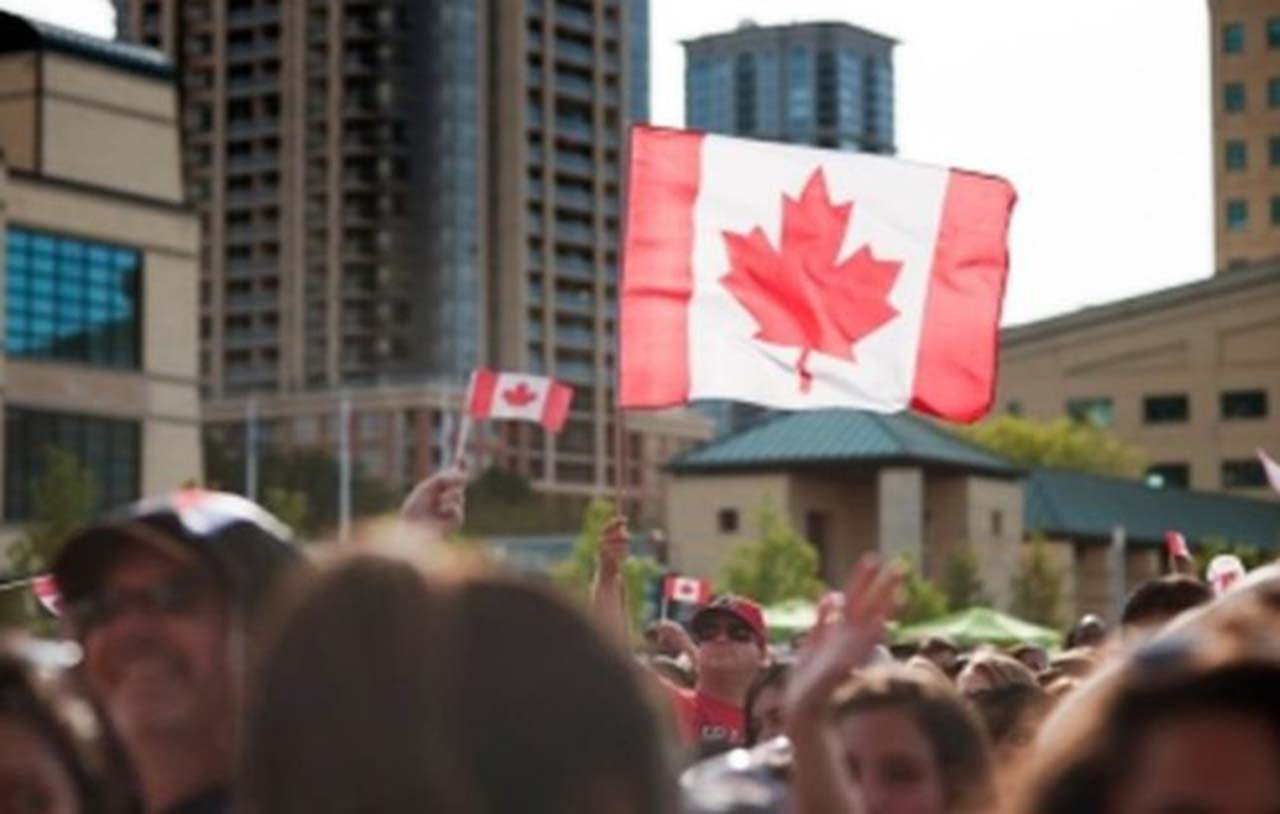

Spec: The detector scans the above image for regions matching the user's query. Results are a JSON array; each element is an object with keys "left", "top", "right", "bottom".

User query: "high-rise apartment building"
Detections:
[
  {"left": 1209, "top": 0, "right": 1280, "bottom": 271},
  {"left": 684, "top": 20, "right": 895, "bottom": 153},
  {"left": 117, "top": 0, "right": 708, "bottom": 515}
]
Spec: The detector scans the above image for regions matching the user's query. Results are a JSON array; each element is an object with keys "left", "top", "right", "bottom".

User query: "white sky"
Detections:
[{"left": 4, "top": 0, "right": 1214, "bottom": 327}]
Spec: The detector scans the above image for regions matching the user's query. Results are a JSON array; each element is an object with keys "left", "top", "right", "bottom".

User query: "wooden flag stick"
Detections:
[{"left": 613, "top": 405, "right": 628, "bottom": 518}]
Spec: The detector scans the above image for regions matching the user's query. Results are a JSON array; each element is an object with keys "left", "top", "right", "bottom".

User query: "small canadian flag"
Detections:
[
  {"left": 466, "top": 369, "right": 574, "bottom": 433},
  {"left": 663, "top": 574, "right": 712, "bottom": 605},
  {"left": 1164, "top": 531, "right": 1191, "bottom": 561},
  {"left": 619, "top": 126, "right": 1017, "bottom": 422},
  {"left": 1258, "top": 448, "right": 1280, "bottom": 495},
  {"left": 31, "top": 574, "right": 63, "bottom": 617}
]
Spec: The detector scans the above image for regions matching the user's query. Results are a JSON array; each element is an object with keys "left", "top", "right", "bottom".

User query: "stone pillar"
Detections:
[{"left": 877, "top": 467, "right": 924, "bottom": 566}]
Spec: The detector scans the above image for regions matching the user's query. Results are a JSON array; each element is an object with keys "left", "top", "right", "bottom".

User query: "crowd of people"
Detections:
[{"left": 2, "top": 469, "right": 1279, "bottom": 814}]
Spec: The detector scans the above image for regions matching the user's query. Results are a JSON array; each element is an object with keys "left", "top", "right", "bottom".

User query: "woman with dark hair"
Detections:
[
  {"left": 1018, "top": 599, "right": 1280, "bottom": 814},
  {"left": 743, "top": 661, "right": 789, "bottom": 747},
  {"left": 0, "top": 639, "right": 137, "bottom": 814},
  {"left": 784, "top": 557, "right": 995, "bottom": 814},
  {"left": 957, "top": 651, "right": 1047, "bottom": 765},
  {"left": 240, "top": 549, "right": 675, "bottom": 814}
]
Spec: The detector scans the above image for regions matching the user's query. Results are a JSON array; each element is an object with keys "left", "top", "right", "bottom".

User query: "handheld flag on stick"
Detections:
[
  {"left": 618, "top": 125, "right": 1016, "bottom": 423},
  {"left": 663, "top": 574, "right": 712, "bottom": 605},
  {"left": 455, "top": 369, "right": 574, "bottom": 462}
]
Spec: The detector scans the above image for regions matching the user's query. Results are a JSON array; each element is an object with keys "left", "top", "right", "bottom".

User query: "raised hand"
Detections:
[
  {"left": 597, "top": 515, "right": 630, "bottom": 578},
  {"left": 399, "top": 460, "right": 469, "bottom": 537},
  {"left": 786, "top": 555, "right": 903, "bottom": 721}
]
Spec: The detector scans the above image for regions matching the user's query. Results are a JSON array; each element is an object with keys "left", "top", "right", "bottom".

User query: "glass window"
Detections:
[
  {"left": 1143, "top": 394, "right": 1189, "bottom": 424},
  {"left": 4, "top": 406, "right": 140, "bottom": 520},
  {"left": 1222, "top": 459, "right": 1267, "bottom": 489},
  {"left": 1146, "top": 463, "right": 1190, "bottom": 490},
  {"left": 1270, "top": 17, "right": 1280, "bottom": 48},
  {"left": 1223, "top": 22, "right": 1245, "bottom": 54},
  {"left": 1221, "top": 389, "right": 1268, "bottom": 419},
  {"left": 1224, "top": 81, "right": 1246, "bottom": 113},
  {"left": 1271, "top": 77, "right": 1280, "bottom": 108},
  {"left": 1271, "top": 137, "right": 1280, "bottom": 167},
  {"left": 1226, "top": 140, "right": 1248, "bottom": 170},
  {"left": 5, "top": 225, "right": 142, "bottom": 369},
  {"left": 717, "top": 508, "right": 739, "bottom": 534},
  {"left": 1227, "top": 199, "right": 1249, "bottom": 231},
  {"left": 1066, "top": 397, "right": 1113, "bottom": 428},
  {"left": 1273, "top": 196, "right": 1280, "bottom": 227}
]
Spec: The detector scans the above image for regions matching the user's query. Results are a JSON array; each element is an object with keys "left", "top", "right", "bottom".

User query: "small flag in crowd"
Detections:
[
  {"left": 466, "top": 369, "right": 574, "bottom": 432},
  {"left": 1259, "top": 448, "right": 1280, "bottom": 495},
  {"left": 619, "top": 125, "right": 1017, "bottom": 423},
  {"left": 1206, "top": 554, "right": 1247, "bottom": 596},
  {"left": 31, "top": 574, "right": 63, "bottom": 616},
  {"left": 1164, "top": 531, "right": 1191, "bottom": 561},
  {"left": 663, "top": 574, "right": 712, "bottom": 605}
]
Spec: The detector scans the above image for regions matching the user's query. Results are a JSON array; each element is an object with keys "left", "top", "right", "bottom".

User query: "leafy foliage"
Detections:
[
  {"left": 897, "top": 560, "right": 950, "bottom": 625},
  {"left": 552, "top": 498, "right": 664, "bottom": 632},
  {"left": 1010, "top": 536, "right": 1064, "bottom": 629},
  {"left": 955, "top": 415, "right": 1146, "bottom": 477},
  {"left": 204, "top": 439, "right": 397, "bottom": 537},
  {"left": 719, "top": 504, "right": 825, "bottom": 606},
  {"left": 462, "top": 468, "right": 585, "bottom": 536},
  {"left": 941, "top": 545, "right": 990, "bottom": 610}
]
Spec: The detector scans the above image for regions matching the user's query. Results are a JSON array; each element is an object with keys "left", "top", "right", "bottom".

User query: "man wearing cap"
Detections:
[
  {"left": 595, "top": 517, "right": 767, "bottom": 749},
  {"left": 53, "top": 490, "right": 298, "bottom": 814}
]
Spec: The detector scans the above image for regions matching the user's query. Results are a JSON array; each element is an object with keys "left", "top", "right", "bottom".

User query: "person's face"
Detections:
[
  {"left": 692, "top": 612, "right": 765, "bottom": 680},
  {"left": 1115, "top": 712, "right": 1280, "bottom": 814},
  {"left": 840, "top": 708, "right": 946, "bottom": 814},
  {"left": 75, "top": 546, "right": 233, "bottom": 744},
  {"left": 0, "top": 716, "right": 80, "bottom": 814},
  {"left": 749, "top": 684, "right": 785, "bottom": 744}
]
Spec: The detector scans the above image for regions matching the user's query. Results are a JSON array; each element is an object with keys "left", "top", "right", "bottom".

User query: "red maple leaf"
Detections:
[
  {"left": 503, "top": 383, "right": 538, "bottom": 407},
  {"left": 720, "top": 168, "right": 903, "bottom": 392}
]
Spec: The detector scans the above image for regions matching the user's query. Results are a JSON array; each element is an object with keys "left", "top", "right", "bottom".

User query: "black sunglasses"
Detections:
[
  {"left": 692, "top": 617, "right": 755, "bottom": 644},
  {"left": 69, "top": 571, "right": 213, "bottom": 634}
]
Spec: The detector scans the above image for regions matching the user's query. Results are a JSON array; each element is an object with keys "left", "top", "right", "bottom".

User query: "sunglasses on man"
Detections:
[
  {"left": 68, "top": 570, "right": 214, "bottom": 634},
  {"left": 691, "top": 616, "right": 757, "bottom": 645}
]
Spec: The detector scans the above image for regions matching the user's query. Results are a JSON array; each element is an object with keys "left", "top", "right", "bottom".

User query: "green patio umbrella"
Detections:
[
  {"left": 763, "top": 598, "right": 817, "bottom": 641},
  {"left": 894, "top": 607, "right": 1062, "bottom": 649}
]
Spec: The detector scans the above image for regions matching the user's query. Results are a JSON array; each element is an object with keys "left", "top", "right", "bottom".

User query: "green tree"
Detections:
[
  {"left": 1010, "top": 536, "right": 1064, "bottom": 629},
  {"left": 262, "top": 487, "right": 310, "bottom": 538},
  {"left": 719, "top": 505, "right": 824, "bottom": 606},
  {"left": 552, "top": 498, "right": 664, "bottom": 632},
  {"left": 462, "top": 468, "right": 584, "bottom": 536},
  {"left": 2, "top": 447, "right": 98, "bottom": 628},
  {"left": 204, "top": 440, "right": 397, "bottom": 536},
  {"left": 955, "top": 415, "right": 1146, "bottom": 477},
  {"left": 941, "top": 545, "right": 990, "bottom": 609},
  {"left": 897, "top": 560, "right": 950, "bottom": 624}
]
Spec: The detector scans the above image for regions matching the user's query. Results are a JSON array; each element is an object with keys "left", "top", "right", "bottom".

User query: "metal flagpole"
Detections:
[
  {"left": 338, "top": 390, "right": 352, "bottom": 542},
  {"left": 245, "top": 392, "right": 259, "bottom": 501}
]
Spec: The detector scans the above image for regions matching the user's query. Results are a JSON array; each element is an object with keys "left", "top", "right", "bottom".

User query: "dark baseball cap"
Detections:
[
  {"left": 691, "top": 595, "right": 767, "bottom": 645},
  {"left": 52, "top": 489, "right": 300, "bottom": 616}
]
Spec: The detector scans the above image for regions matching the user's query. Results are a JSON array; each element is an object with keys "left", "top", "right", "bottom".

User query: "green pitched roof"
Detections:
[
  {"left": 1025, "top": 468, "right": 1280, "bottom": 549},
  {"left": 0, "top": 12, "right": 173, "bottom": 80},
  {"left": 668, "top": 410, "right": 1020, "bottom": 477}
]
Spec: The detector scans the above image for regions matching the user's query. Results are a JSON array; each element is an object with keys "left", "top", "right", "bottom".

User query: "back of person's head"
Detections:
[
  {"left": 1120, "top": 575, "right": 1213, "bottom": 635},
  {"left": 1064, "top": 613, "right": 1108, "bottom": 649},
  {"left": 241, "top": 549, "right": 673, "bottom": 814},
  {"left": 0, "top": 638, "right": 137, "bottom": 814},
  {"left": 1016, "top": 608, "right": 1280, "bottom": 814},
  {"left": 834, "top": 664, "right": 995, "bottom": 814},
  {"left": 958, "top": 651, "right": 1038, "bottom": 694}
]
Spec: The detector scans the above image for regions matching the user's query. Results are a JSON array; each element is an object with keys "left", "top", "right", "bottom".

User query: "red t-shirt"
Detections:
[{"left": 661, "top": 680, "right": 745, "bottom": 747}]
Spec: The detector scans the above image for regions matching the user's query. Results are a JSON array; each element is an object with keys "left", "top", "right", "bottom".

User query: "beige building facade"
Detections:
[
  {"left": 0, "top": 14, "right": 201, "bottom": 537},
  {"left": 998, "top": 261, "right": 1280, "bottom": 501},
  {"left": 1209, "top": 0, "right": 1280, "bottom": 270}
]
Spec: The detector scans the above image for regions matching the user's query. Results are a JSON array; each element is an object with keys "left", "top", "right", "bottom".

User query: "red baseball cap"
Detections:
[{"left": 690, "top": 595, "right": 766, "bottom": 645}]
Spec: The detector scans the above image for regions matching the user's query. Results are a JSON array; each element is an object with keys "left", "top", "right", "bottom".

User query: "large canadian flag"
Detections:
[
  {"left": 619, "top": 126, "right": 1017, "bottom": 422},
  {"left": 467, "top": 369, "right": 574, "bottom": 432}
]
